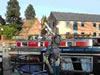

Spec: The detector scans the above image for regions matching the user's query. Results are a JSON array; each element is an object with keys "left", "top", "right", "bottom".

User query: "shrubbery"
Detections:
[{"left": 0, "top": 25, "right": 18, "bottom": 40}]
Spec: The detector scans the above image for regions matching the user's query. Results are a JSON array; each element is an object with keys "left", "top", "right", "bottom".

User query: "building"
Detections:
[
  {"left": 48, "top": 12, "right": 100, "bottom": 39},
  {"left": 19, "top": 18, "right": 41, "bottom": 40}
]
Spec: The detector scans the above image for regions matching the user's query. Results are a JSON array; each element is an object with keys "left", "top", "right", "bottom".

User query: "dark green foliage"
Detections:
[
  {"left": 9, "top": 24, "right": 22, "bottom": 31},
  {"left": 0, "top": 15, "right": 6, "bottom": 25},
  {"left": 6, "top": 0, "right": 22, "bottom": 25},
  {"left": 41, "top": 16, "right": 47, "bottom": 27},
  {"left": 43, "top": 16, "right": 47, "bottom": 22},
  {"left": 25, "top": 4, "right": 36, "bottom": 20}
]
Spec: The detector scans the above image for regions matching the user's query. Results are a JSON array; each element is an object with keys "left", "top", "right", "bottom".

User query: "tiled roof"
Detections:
[
  {"left": 51, "top": 12, "right": 100, "bottom": 22},
  {"left": 19, "top": 18, "right": 41, "bottom": 36},
  {"left": 22, "top": 19, "right": 35, "bottom": 28}
]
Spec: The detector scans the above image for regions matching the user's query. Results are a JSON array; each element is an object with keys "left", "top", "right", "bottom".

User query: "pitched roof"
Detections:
[
  {"left": 22, "top": 19, "right": 35, "bottom": 28},
  {"left": 19, "top": 18, "right": 41, "bottom": 36},
  {"left": 51, "top": 12, "right": 100, "bottom": 22}
]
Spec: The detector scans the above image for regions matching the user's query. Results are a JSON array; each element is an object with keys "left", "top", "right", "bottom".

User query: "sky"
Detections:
[{"left": 0, "top": 0, "right": 100, "bottom": 20}]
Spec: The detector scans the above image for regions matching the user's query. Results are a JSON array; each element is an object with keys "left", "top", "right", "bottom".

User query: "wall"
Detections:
[{"left": 57, "top": 21, "right": 100, "bottom": 39}]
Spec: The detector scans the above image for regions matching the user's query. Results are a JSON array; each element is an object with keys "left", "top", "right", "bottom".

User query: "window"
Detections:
[
  {"left": 99, "top": 25, "right": 100, "bottom": 30},
  {"left": 73, "top": 22, "right": 78, "bottom": 30},
  {"left": 40, "top": 42, "right": 44, "bottom": 46},
  {"left": 93, "top": 32, "right": 96, "bottom": 36},
  {"left": 22, "top": 42, "right": 27, "bottom": 46},
  {"left": 93, "top": 23, "right": 96, "bottom": 27},
  {"left": 81, "top": 32, "right": 85, "bottom": 35},
  {"left": 53, "top": 22, "right": 55, "bottom": 27},
  {"left": 74, "top": 32, "right": 78, "bottom": 36},
  {"left": 66, "top": 32, "right": 70, "bottom": 35},
  {"left": 81, "top": 22, "right": 84, "bottom": 27},
  {"left": 67, "top": 42, "right": 72, "bottom": 47},
  {"left": 66, "top": 22, "right": 70, "bottom": 27}
]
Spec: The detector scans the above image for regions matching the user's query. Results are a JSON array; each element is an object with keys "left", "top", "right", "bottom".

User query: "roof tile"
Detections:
[{"left": 51, "top": 12, "right": 100, "bottom": 22}]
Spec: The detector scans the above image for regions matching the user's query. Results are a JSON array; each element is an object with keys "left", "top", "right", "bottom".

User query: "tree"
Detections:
[
  {"left": 41, "top": 16, "right": 47, "bottom": 25},
  {"left": 6, "top": 0, "right": 22, "bottom": 24},
  {"left": 0, "top": 15, "right": 6, "bottom": 25},
  {"left": 25, "top": 4, "right": 36, "bottom": 20}
]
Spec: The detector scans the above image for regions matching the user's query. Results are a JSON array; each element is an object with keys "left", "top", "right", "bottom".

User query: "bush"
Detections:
[{"left": 0, "top": 25, "right": 18, "bottom": 40}]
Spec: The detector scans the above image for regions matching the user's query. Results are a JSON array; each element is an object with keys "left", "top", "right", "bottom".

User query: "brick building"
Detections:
[{"left": 48, "top": 12, "right": 100, "bottom": 39}]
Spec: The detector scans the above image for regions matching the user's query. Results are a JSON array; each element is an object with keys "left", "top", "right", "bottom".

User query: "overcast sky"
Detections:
[{"left": 0, "top": 0, "right": 100, "bottom": 20}]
